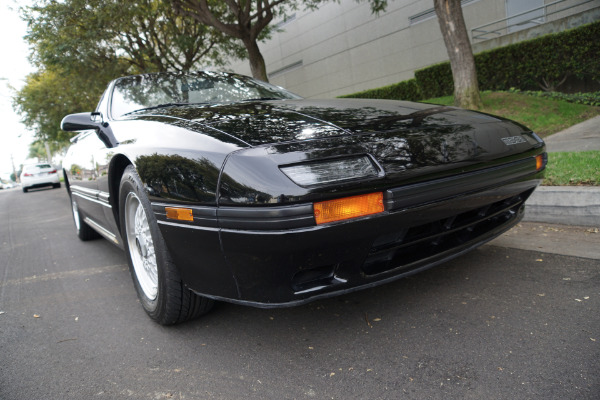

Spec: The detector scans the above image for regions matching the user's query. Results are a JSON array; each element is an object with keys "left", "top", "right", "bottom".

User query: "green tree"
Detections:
[
  {"left": 11, "top": 168, "right": 22, "bottom": 183},
  {"left": 15, "top": 0, "right": 244, "bottom": 147},
  {"left": 13, "top": 68, "right": 108, "bottom": 147},
  {"left": 23, "top": 0, "right": 240, "bottom": 74},
  {"left": 28, "top": 141, "right": 49, "bottom": 161},
  {"left": 173, "top": 0, "right": 321, "bottom": 82}
]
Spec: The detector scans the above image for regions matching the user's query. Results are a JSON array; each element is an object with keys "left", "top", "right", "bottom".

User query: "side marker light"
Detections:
[
  {"left": 535, "top": 153, "right": 546, "bottom": 171},
  {"left": 314, "top": 192, "right": 384, "bottom": 225},
  {"left": 165, "top": 207, "right": 194, "bottom": 222}
]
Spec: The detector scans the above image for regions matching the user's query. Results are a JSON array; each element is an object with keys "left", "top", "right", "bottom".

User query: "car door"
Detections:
[{"left": 66, "top": 130, "right": 118, "bottom": 243}]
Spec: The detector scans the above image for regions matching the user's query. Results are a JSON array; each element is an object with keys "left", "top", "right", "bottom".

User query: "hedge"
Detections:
[
  {"left": 340, "top": 21, "right": 600, "bottom": 101},
  {"left": 339, "top": 79, "right": 421, "bottom": 101}
]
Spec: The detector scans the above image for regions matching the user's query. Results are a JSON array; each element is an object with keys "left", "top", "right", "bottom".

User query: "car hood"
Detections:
[
  {"left": 125, "top": 98, "right": 543, "bottom": 184},
  {"left": 124, "top": 98, "right": 533, "bottom": 147},
  {"left": 121, "top": 98, "right": 545, "bottom": 205}
]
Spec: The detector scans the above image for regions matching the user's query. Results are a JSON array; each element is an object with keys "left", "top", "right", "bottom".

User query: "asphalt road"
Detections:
[{"left": 1, "top": 186, "right": 598, "bottom": 399}]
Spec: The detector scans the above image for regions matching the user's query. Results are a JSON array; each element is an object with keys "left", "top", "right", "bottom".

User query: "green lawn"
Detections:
[
  {"left": 543, "top": 151, "right": 600, "bottom": 186},
  {"left": 423, "top": 91, "right": 600, "bottom": 186},
  {"left": 423, "top": 91, "right": 600, "bottom": 138}
]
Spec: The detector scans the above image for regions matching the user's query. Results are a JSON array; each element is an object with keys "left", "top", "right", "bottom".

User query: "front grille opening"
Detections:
[
  {"left": 292, "top": 264, "right": 337, "bottom": 293},
  {"left": 362, "top": 192, "right": 529, "bottom": 276}
]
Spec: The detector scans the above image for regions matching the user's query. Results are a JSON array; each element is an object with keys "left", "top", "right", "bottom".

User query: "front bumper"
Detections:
[
  {"left": 155, "top": 158, "right": 544, "bottom": 307},
  {"left": 216, "top": 180, "right": 536, "bottom": 306}
]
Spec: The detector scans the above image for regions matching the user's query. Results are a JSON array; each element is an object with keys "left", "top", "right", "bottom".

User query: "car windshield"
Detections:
[{"left": 110, "top": 71, "right": 301, "bottom": 118}]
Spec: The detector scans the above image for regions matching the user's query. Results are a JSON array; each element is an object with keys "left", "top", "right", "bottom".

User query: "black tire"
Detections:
[
  {"left": 53, "top": 182, "right": 61, "bottom": 189},
  {"left": 22, "top": 187, "right": 28, "bottom": 193},
  {"left": 71, "top": 197, "right": 101, "bottom": 241},
  {"left": 119, "top": 165, "right": 213, "bottom": 325}
]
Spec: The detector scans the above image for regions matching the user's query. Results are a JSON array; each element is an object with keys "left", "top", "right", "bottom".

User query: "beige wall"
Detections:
[
  {"left": 473, "top": 6, "right": 600, "bottom": 52},
  {"left": 226, "top": 0, "right": 597, "bottom": 98}
]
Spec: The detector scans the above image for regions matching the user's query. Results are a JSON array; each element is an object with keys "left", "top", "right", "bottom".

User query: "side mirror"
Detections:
[
  {"left": 61, "top": 112, "right": 118, "bottom": 148},
  {"left": 61, "top": 112, "right": 99, "bottom": 131}
]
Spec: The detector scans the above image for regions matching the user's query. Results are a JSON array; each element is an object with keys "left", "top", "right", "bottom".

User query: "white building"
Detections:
[{"left": 227, "top": 0, "right": 600, "bottom": 98}]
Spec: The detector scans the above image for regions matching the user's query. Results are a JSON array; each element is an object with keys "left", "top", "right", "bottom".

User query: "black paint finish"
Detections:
[{"left": 61, "top": 71, "right": 546, "bottom": 307}]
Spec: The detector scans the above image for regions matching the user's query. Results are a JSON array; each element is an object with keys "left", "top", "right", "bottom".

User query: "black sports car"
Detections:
[{"left": 61, "top": 71, "right": 546, "bottom": 324}]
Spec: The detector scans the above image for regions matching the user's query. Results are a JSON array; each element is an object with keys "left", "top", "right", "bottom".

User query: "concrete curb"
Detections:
[{"left": 524, "top": 186, "right": 600, "bottom": 227}]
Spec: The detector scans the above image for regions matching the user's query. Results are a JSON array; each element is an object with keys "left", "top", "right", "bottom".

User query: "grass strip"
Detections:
[
  {"left": 424, "top": 91, "right": 600, "bottom": 138},
  {"left": 542, "top": 151, "right": 600, "bottom": 186}
]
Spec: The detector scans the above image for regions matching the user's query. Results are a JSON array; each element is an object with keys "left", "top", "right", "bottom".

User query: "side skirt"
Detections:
[{"left": 83, "top": 216, "right": 120, "bottom": 246}]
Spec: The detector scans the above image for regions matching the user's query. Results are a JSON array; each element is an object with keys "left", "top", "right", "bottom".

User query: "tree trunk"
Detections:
[
  {"left": 243, "top": 38, "right": 269, "bottom": 82},
  {"left": 434, "top": 0, "right": 482, "bottom": 109},
  {"left": 44, "top": 140, "right": 52, "bottom": 163}
]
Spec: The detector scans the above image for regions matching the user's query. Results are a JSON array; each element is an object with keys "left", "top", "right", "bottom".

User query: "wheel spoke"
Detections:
[{"left": 125, "top": 192, "right": 158, "bottom": 300}]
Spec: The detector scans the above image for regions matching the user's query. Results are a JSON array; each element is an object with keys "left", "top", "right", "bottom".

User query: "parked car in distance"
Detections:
[
  {"left": 20, "top": 163, "right": 61, "bottom": 192},
  {"left": 61, "top": 71, "right": 546, "bottom": 325}
]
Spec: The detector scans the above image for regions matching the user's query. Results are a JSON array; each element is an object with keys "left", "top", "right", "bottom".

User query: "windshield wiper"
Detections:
[
  {"left": 241, "top": 97, "right": 282, "bottom": 102},
  {"left": 124, "top": 102, "right": 207, "bottom": 115}
]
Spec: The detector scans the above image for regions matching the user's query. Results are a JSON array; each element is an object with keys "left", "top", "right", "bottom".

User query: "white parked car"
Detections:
[{"left": 20, "top": 163, "right": 61, "bottom": 193}]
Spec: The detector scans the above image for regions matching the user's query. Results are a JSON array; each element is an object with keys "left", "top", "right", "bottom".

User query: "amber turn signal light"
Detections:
[
  {"left": 535, "top": 153, "right": 546, "bottom": 171},
  {"left": 165, "top": 207, "right": 194, "bottom": 222},
  {"left": 314, "top": 192, "right": 384, "bottom": 225}
]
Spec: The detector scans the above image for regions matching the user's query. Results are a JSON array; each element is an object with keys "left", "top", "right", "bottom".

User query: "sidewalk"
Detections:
[
  {"left": 542, "top": 115, "right": 600, "bottom": 153},
  {"left": 523, "top": 115, "right": 600, "bottom": 227}
]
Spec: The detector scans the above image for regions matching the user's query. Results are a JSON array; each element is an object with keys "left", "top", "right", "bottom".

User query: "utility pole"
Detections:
[{"left": 11, "top": 153, "right": 19, "bottom": 183}]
